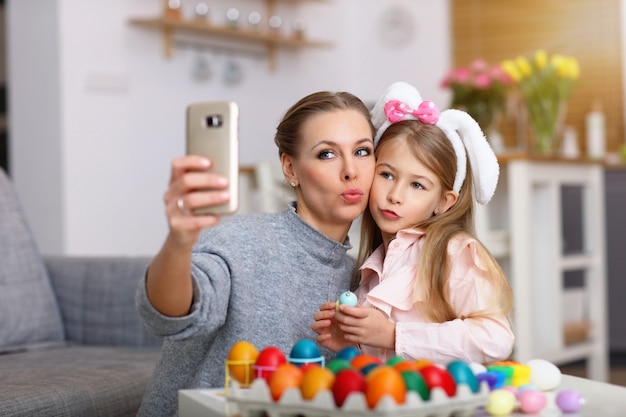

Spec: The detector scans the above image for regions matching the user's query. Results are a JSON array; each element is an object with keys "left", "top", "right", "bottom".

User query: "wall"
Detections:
[{"left": 7, "top": 0, "right": 451, "bottom": 256}]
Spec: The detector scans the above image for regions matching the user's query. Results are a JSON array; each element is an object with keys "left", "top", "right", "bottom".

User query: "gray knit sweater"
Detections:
[{"left": 135, "top": 204, "right": 355, "bottom": 417}]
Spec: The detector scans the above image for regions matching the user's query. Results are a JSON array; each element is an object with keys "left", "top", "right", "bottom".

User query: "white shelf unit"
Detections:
[{"left": 476, "top": 156, "right": 608, "bottom": 381}]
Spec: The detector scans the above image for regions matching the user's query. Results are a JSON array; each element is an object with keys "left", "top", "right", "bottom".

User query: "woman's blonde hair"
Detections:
[{"left": 352, "top": 121, "right": 512, "bottom": 322}]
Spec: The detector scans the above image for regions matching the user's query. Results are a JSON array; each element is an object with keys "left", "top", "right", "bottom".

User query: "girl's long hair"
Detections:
[{"left": 352, "top": 121, "right": 512, "bottom": 322}]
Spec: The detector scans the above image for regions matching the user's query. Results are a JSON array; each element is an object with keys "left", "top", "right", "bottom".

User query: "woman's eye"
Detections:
[
  {"left": 411, "top": 182, "right": 424, "bottom": 190},
  {"left": 318, "top": 150, "right": 335, "bottom": 159},
  {"left": 355, "top": 147, "right": 372, "bottom": 157},
  {"left": 380, "top": 172, "right": 393, "bottom": 180}
]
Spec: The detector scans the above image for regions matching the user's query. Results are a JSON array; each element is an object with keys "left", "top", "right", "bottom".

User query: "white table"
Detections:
[{"left": 179, "top": 374, "right": 626, "bottom": 417}]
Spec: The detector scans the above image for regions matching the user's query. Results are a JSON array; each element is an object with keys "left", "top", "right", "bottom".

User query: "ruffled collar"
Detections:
[{"left": 359, "top": 229, "right": 427, "bottom": 313}]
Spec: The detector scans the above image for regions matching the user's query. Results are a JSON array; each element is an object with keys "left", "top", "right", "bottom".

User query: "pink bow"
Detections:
[{"left": 384, "top": 99, "right": 440, "bottom": 124}]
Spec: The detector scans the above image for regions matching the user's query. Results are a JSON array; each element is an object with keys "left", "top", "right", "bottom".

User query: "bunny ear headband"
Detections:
[{"left": 370, "top": 81, "right": 499, "bottom": 205}]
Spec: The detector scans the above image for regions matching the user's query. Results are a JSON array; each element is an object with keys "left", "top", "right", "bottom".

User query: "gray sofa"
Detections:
[{"left": 0, "top": 167, "right": 162, "bottom": 417}]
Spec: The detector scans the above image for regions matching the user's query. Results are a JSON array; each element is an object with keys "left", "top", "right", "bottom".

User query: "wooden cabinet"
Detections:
[
  {"left": 128, "top": 0, "right": 332, "bottom": 70},
  {"left": 476, "top": 155, "right": 608, "bottom": 381}
]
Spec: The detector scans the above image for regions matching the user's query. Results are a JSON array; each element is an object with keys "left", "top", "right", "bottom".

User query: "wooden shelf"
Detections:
[{"left": 128, "top": 8, "right": 332, "bottom": 70}]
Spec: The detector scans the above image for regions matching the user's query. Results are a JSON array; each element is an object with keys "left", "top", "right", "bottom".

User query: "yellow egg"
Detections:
[
  {"left": 227, "top": 341, "right": 259, "bottom": 386},
  {"left": 300, "top": 366, "right": 335, "bottom": 400}
]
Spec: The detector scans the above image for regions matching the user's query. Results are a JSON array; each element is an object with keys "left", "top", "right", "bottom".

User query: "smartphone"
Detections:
[{"left": 186, "top": 101, "right": 239, "bottom": 215}]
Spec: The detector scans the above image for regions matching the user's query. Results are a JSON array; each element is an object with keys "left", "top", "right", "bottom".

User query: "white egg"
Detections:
[
  {"left": 527, "top": 358, "right": 562, "bottom": 391},
  {"left": 468, "top": 362, "right": 487, "bottom": 375}
]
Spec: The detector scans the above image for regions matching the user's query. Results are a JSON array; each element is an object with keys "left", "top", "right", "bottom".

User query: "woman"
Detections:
[{"left": 136, "top": 90, "right": 376, "bottom": 416}]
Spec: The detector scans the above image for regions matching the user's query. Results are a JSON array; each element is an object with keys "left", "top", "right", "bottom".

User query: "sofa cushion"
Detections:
[
  {"left": 0, "top": 169, "right": 65, "bottom": 351},
  {"left": 0, "top": 345, "right": 161, "bottom": 417}
]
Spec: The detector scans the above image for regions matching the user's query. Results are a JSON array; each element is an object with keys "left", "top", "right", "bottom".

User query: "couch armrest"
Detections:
[{"left": 44, "top": 255, "right": 162, "bottom": 348}]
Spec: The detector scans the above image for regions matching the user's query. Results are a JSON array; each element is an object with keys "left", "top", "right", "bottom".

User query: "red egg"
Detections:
[
  {"left": 419, "top": 364, "right": 457, "bottom": 397},
  {"left": 254, "top": 346, "right": 287, "bottom": 384},
  {"left": 332, "top": 368, "right": 367, "bottom": 407}
]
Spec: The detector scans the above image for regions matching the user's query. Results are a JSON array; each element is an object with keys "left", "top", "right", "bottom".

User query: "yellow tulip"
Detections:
[
  {"left": 534, "top": 50, "right": 548, "bottom": 70},
  {"left": 501, "top": 60, "right": 522, "bottom": 82},
  {"left": 515, "top": 56, "right": 532, "bottom": 78},
  {"left": 568, "top": 58, "right": 580, "bottom": 79}
]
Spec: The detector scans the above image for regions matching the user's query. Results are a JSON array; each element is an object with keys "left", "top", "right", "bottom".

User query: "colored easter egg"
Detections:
[
  {"left": 332, "top": 368, "right": 367, "bottom": 407},
  {"left": 556, "top": 389, "right": 583, "bottom": 413},
  {"left": 419, "top": 364, "right": 457, "bottom": 397},
  {"left": 414, "top": 359, "right": 433, "bottom": 370},
  {"left": 227, "top": 341, "right": 259, "bottom": 386},
  {"left": 337, "top": 291, "right": 358, "bottom": 307},
  {"left": 365, "top": 366, "right": 406, "bottom": 409},
  {"left": 335, "top": 346, "right": 361, "bottom": 362},
  {"left": 289, "top": 339, "right": 324, "bottom": 367},
  {"left": 400, "top": 370, "right": 430, "bottom": 400},
  {"left": 327, "top": 358, "right": 353, "bottom": 374},
  {"left": 526, "top": 359, "right": 562, "bottom": 391},
  {"left": 468, "top": 362, "right": 487, "bottom": 375},
  {"left": 351, "top": 354, "right": 383, "bottom": 371},
  {"left": 518, "top": 389, "right": 547, "bottom": 413},
  {"left": 485, "top": 389, "right": 516, "bottom": 416},
  {"left": 254, "top": 346, "right": 287, "bottom": 384},
  {"left": 447, "top": 360, "right": 479, "bottom": 393},
  {"left": 360, "top": 362, "right": 381, "bottom": 376},
  {"left": 299, "top": 362, "right": 321, "bottom": 374},
  {"left": 300, "top": 366, "right": 335, "bottom": 400},
  {"left": 269, "top": 363, "right": 303, "bottom": 401},
  {"left": 385, "top": 355, "right": 406, "bottom": 367},
  {"left": 393, "top": 360, "right": 421, "bottom": 373}
]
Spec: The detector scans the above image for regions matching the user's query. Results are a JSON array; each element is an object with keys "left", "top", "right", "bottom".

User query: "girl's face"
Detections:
[
  {"left": 282, "top": 109, "right": 375, "bottom": 242},
  {"left": 369, "top": 135, "right": 456, "bottom": 247}
]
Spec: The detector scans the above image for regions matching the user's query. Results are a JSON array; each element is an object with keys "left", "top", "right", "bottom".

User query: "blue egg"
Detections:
[
  {"left": 288, "top": 339, "right": 324, "bottom": 367},
  {"left": 447, "top": 360, "right": 479, "bottom": 393},
  {"left": 338, "top": 291, "right": 358, "bottom": 307},
  {"left": 335, "top": 346, "right": 361, "bottom": 362}
]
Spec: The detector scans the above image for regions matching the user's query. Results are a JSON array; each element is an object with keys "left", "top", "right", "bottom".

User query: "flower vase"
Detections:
[{"left": 528, "top": 100, "right": 567, "bottom": 155}]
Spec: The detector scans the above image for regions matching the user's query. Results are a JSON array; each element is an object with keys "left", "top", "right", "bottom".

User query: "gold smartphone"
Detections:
[{"left": 186, "top": 101, "right": 239, "bottom": 215}]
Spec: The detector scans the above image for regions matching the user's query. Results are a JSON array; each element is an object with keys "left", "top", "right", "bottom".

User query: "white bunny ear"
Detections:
[
  {"left": 371, "top": 81, "right": 424, "bottom": 146},
  {"left": 438, "top": 109, "right": 499, "bottom": 205}
]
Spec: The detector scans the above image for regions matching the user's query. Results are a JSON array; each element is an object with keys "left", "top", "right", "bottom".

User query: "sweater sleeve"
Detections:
[{"left": 135, "top": 244, "right": 232, "bottom": 340}]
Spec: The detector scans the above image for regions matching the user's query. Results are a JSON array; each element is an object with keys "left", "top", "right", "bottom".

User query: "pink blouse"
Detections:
[{"left": 356, "top": 228, "right": 514, "bottom": 364}]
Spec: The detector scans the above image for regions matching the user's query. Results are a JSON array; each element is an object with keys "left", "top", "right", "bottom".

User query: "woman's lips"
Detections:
[{"left": 341, "top": 189, "right": 363, "bottom": 204}]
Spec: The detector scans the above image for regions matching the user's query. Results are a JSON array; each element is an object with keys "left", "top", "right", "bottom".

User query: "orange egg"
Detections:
[
  {"left": 227, "top": 341, "right": 259, "bottom": 386},
  {"left": 414, "top": 359, "right": 433, "bottom": 370},
  {"left": 350, "top": 354, "right": 383, "bottom": 371},
  {"left": 365, "top": 366, "right": 406, "bottom": 409},
  {"left": 300, "top": 366, "right": 335, "bottom": 400},
  {"left": 269, "top": 363, "right": 304, "bottom": 401},
  {"left": 393, "top": 360, "right": 420, "bottom": 373}
]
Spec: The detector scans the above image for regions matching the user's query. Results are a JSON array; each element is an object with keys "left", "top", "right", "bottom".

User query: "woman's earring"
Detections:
[
  {"left": 436, "top": 208, "right": 442, "bottom": 214},
  {"left": 290, "top": 181, "right": 296, "bottom": 187}
]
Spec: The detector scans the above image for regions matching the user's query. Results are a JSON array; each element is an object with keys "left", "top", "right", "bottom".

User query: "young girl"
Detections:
[{"left": 312, "top": 81, "right": 514, "bottom": 365}]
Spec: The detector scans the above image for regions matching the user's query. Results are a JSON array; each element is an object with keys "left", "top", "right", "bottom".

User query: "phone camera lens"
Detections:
[{"left": 206, "top": 115, "right": 223, "bottom": 127}]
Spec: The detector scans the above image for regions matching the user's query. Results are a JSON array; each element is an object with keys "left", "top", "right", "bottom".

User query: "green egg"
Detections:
[{"left": 401, "top": 370, "right": 430, "bottom": 401}]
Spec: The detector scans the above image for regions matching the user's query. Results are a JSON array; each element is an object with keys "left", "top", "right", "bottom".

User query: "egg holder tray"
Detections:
[{"left": 226, "top": 378, "right": 490, "bottom": 417}]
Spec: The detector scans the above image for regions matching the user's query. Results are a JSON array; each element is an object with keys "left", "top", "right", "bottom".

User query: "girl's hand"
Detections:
[
  {"left": 311, "top": 302, "right": 356, "bottom": 352},
  {"left": 335, "top": 305, "right": 396, "bottom": 350},
  {"left": 164, "top": 155, "right": 231, "bottom": 248}
]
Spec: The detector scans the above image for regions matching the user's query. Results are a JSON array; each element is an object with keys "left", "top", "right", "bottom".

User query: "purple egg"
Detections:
[{"left": 556, "top": 389, "right": 583, "bottom": 413}]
